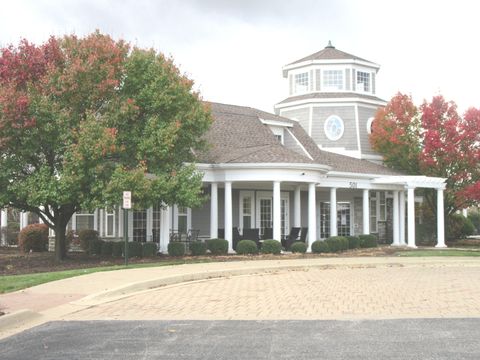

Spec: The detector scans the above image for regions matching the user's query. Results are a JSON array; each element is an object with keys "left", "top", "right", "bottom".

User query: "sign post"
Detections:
[{"left": 123, "top": 191, "right": 132, "bottom": 266}]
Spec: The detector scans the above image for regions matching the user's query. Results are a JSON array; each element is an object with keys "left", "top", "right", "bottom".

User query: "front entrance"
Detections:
[{"left": 256, "top": 192, "right": 289, "bottom": 238}]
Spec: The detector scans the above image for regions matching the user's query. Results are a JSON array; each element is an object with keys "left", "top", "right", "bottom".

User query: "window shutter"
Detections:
[{"left": 315, "top": 69, "right": 321, "bottom": 91}]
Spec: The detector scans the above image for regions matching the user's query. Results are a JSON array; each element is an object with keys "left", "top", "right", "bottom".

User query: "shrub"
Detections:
[
  {"left": 142, "top": 242, "right": 158, "bottom": 257},
  {"left": 468, "top": 211, "right": 480, "bottom": 235},
  {"left": 261, "top": 239, "right": 282, "bottom": 254},
  {"left": 168, "top": 242, "right": 186, "bottom": 256},
  {"left": 236, "top": 240, "right": 258, "bottom": 255},
  {"left": 112, "top": 241, "right": 124, "bottom": 257},
  {"left": 127, "top": 241, "right": 143, "bottom": 258},
  {"left": 17, "top": 224, "right": 49, "bottom": 252},
  {"left": 189, "top": 241, "right": 207, "bottom": 256},
  {"left": 359, "top": 234, "right": 378, "bottom": 248},
  {"left": 78, "top": 229, "right": 99, "bottom": 253},
  {"left": 325, "top": 236, "right": 348, "bottom": 252},
  {"left": 90, "top": 239, "right": 104, "bottom": 255},
  {"left": 290, "top": 241, "right": 307, "bottom": 254},
  {"left": 346, "top": 236, "right": 360, "bottom": 249},
  {"left": 100, "top": 241, "right": 113, "bottom": 256},
  {"left": 311, "top": 240, "right": 329, "bottom": 253},
  {"left": 206, "top": 238, "right": 229, "bottom": 255}
]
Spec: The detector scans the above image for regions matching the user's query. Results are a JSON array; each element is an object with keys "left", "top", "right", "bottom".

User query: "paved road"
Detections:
[
  {"left": 1, "top": 319, "right": 479, "bottom": 359},
  {"left": 64, "top": 264, "right": 480, "bottom": 320}
]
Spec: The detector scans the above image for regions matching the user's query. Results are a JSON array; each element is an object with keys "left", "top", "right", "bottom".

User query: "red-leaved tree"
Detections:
[{"left": 371, "top": 93, "right": 480, "bottom": 218}]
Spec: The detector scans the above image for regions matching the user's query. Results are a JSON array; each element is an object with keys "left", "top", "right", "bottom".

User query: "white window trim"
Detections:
[
  {"left": 324, "top": 115, "right": 345, "bottom": 141},
  {"left": 270, "top": 126, "right": 284, "bottom": 145},
  {"left": 72, "top": 210, "right": 97, "bottom": 232},
  {"left": 321, "top": 68, "right": 345, "bottom": 91},
  {"left": 173, "top": 205, "right": 191, "bottom": 232},
  {"left": 356, "top": 70, "right": 371, "bottom": 94},
  {"left": 366, "top": 117, "right": 375, "bottom": 134},
  {"left": 104, "top": 208, "right": 116, "bottom": 238},
  {"left": 239, "top": 190, "right": 255, "bottom": 233},
  {"left": 255, "top": 191, "right": 290, "bottom": 236}
]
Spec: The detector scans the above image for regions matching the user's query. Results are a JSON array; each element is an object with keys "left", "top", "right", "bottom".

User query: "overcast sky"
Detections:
[{"left": 1, "top": 0, "right": 479, "bottom": 113}]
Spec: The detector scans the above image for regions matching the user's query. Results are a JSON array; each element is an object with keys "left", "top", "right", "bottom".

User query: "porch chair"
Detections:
[
  {"left": 242, "top": 228, "right": 260, "bottom": 248},
  {"left": 283, "top": 227, "right": 301, "bottom": 250},
  {"left": 262, "top": 227, "right": 273, "bottom": 240},
  {"left": 300, "top": 227, "right": 308, "bottom": 243},
  {"left": 186, "top": 229, "right": 200, "bottom": 244}
]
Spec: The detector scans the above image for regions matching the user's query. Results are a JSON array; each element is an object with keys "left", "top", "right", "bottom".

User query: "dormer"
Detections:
[{"left": 282, "top": 41, "right": 380, "bottom": 97}]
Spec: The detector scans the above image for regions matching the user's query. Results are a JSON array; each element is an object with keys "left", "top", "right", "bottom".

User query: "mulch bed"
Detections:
[{"left": 0, "top": 246, "right": 401, "bottom": 276}]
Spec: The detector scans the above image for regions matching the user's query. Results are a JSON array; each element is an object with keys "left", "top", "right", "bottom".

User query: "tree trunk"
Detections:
[{"left": 54, "top": 220, "right": 68, "bottom": 262}]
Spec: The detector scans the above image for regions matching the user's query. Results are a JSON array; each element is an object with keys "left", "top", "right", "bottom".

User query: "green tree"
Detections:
[{"left": 0, "top": 32, "right": 211, "bottom": 261}]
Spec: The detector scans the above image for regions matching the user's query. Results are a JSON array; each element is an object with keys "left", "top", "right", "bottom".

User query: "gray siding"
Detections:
[
  {"left": 192, "top": 198, "right": 210, "bottom": 237},
  {"left": 358, "top": 105, "right": 379, "bottom": 156},
  {"left": 315, "top": 69, "right": 321, "bottom": 91},
  {"left": 280, "top": 107, "right": 310, "bottom": 136},
  {"left": 311, "top": 106, "right": 357, "bottom": 150},
  {"left": 345, "top": 68, "right": 350, "bottom": 91}
]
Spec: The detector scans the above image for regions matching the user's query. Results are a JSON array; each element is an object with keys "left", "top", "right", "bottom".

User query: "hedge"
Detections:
[
  {"left": 346, "top": 236, "right": 360, "bottom": 249},
  {"left": 311, "top": 240, "right": 329, "bottom": 253},
  {"left": 112, "top": 241, "right": 124, "bottom": 257},
  {"left": 236, "top": 240, "right": 258, "bottom": 255},
  {"left": 189, "top": 241, "right": 207, "bottom": 256},
  {"left": 168, "top": 242, "right": 186, "bottom": 256},
  {"left": 261, "top": 239, "right": 282, "bottom": 254},
  {"left": 18, "top": 224, "right": 49, "bottom": 252},
  {"left": 142, "top": 242, "right": 158, "bottom": 257},
  {"left": 127, "top": 241, "right": 143, "bottom": 257},
  {"left": 100, "top": 241, "right": 113, "bottom": 256},
  {"left": 90, "top": 239, "right": 104, "bottom": 256},
  {"left": 290, "top": 241, "right": 307, "bottom": 254},
  {"left": 359, "top": 234, "right": 378, "bottom": 248},
  {"left": 78, "top": 229, "right": 99, "bottom": 253},
  {"left": 325, "top": 236, "right": 348, "bottom": 252},
  {"left": 206, "top": 239, "right": 229, "bottom": 255}
]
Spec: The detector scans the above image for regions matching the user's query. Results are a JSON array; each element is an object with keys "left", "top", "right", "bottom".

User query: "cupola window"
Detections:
[
  {"left": 294, "top": 72, "right": 309, "bottom": 93},
  {"left": 323, "top": 70, "right": 343, "bottom": 91},
  {"left": 356, "top": 71, "right": 370, "bottom": 92}
]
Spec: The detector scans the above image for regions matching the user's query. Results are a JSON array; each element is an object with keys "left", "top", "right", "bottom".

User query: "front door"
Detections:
[{"left": 256, "top": 193, "right": 289, "bottom": 238}]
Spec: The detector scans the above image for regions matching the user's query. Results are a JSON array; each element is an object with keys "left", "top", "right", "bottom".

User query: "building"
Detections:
[{"left": 0, "top": 44, "right": 447, "bottom": 251}]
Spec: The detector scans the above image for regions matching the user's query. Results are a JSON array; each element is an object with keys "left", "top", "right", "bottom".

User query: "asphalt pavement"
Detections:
[{"left": 1, "top": 319, "right": 479, "bottom": 359}]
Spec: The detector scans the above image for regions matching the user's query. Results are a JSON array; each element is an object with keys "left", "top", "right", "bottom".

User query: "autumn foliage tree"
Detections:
[
  {"left": 370, "top": 93, "right": 480, "bottom": 219},
  {"left": 0, "top": 32, "right": 211, "bottom": 261}
]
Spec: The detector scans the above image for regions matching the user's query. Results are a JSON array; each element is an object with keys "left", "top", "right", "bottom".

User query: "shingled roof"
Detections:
[
  {"left": 199, "top": 102, "right": 402, "bottom": 177},
  {"left": 288, "top": 42, "right": 375, "bottom": 66}
]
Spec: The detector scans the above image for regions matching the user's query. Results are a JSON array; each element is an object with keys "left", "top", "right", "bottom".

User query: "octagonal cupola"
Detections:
[{"left": 275, "top": 42, "right": 386, "bottom": 162}]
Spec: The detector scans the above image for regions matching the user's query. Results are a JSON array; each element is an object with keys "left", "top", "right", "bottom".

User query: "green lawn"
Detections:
[
  {"left": 0, "top": 259, "right": 210, "bottom": 294},
  {"left": 397, "top": 249, "right": 480, "bottom": 257}
]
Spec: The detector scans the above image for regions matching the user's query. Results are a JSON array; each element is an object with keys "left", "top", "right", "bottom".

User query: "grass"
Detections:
[
  {"left": 397, "top": 249, "right": 480, "bottom": 257},
  {"left": 0, "top": 259, "right": 211, "bottom": 294}
]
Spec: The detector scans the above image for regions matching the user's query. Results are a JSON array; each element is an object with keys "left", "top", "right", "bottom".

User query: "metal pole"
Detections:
[{"left": 124, "top": 208, "right": 128, "bottom": 266}]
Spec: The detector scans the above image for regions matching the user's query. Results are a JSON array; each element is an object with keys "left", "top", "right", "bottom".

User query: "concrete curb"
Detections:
[{"left": 0, "top": 309, "right": 42, "bottom": 331}]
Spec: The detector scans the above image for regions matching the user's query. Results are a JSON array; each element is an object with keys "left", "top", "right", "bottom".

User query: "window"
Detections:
[
  {"left": 105, "top": 209, "right": 115, "bottom": 237},
  {"left": 356, "top": 71, "right": 370, "bottom": 92},
  {"left": 324, "top": 115, "right": 344, "bottom": 141},
  {"left": 366, "top": 117, "right": 375, "bottom": 134},
  {"left": 370, "top": 197, "right": 377, "bottom": 233},
  {"left": 320, "top": 202, "right": 351, "bottom": 238},
  {"left": 294, "top": 72, "right": 309, "bottom": 93},
  {"left": 379, "top": 192, "right": 386, "bottom": 221},
  {"left": 240, "top": 193, "right": 254, "bottom": 230},
  {"left": 152, "top": 204, "right": 162, "bottom": 242},
  {"left": 177, "top": 206, "right": 188, "bottom": 233},
  {"left": 75, "top": 210, "right": 94, "bottom": 231},
  {"left": 320, "top": 202, "right": 330, "bottom": 239},
  {"left": 259, "top": 198, "right": 272, "bottom": 236},
  {"left": 270, "top": 126, "right": 284, "bottom": 144},
  {"left": 133, "top": 210, "right": 147, "bottom": 242},
  {"left": 323, "top": 70, "right": 343, "bottom": 90},
  {"left": 255, "top": 191, "right": 289, "bottom": 238}
]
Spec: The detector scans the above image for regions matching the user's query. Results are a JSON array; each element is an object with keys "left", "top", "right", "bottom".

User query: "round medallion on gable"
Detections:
[{"left": 324, "top": 115, "right": 344, "bottom": 141}]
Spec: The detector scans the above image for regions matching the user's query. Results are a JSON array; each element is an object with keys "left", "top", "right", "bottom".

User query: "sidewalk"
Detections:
[{"left": 1, "top": 256, "right": 479, "bottom": 338}]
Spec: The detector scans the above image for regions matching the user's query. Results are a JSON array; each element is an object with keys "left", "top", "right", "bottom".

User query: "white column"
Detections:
[
  {"left": 38, "top": 206, "right": 44, "bottom": 224},
  {"left": 159, "top": 206, "right": 170, "bottom": 253},
  {"left": 462, "top": 208, "right": 468, "bottom": 218},
  {"left": 399, "top": 190, "right": 406, "bottom": 245},
  {"left": 1, "top": 209, "right": 7, "bottom": 245},
  {"left": 436, "top": 188, "right": 447, "bottom": 248},
  {"left": 273, "top": 181, "right": 281, "bottom": 241},
  {"left": 224, "top": 181, "right": 233, "bottom": 253},
  {"left": 93, "top": 209, "right": 98, "bottom": 231},
  {"left": 146, "top": 207, "right": 153, "bottom": 242},
  {"left": 294, "top": 186, "right": 301, "bottom": 228},
  {"left": 99, "top": 209, "right": 104, "bottom": 237},
  {"left": 407, "top": 187, "right": 416, "bottom": 248},
  {"left": 20, "top": 211, "right": 29, "bottom": 229},
  {"left": 307, "top": 183, "right": 316, "bottom": 252},
  {"left": 392, "top": 190, "right": 400, "bottom": 246},
  {"left": 330, "top": 188, "right": 337, "bottom": 237},
  {"left": 362, "top": 189, "right": 370, "bottom": 234},
  {"left": 210, "top": 182, "right": 218, "bottom": 239}
]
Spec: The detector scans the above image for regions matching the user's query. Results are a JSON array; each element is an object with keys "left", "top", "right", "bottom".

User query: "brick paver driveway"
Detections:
[{"left": 65, "top": 262, "right": 480, "bottom": 320}]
